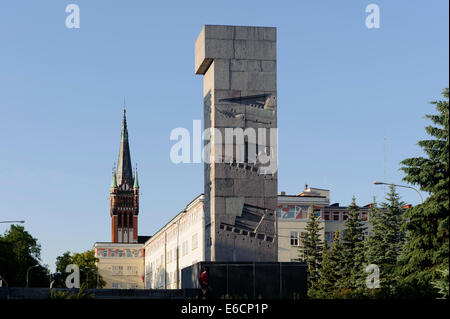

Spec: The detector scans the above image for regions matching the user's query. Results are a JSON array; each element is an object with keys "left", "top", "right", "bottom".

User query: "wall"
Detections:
[
  {"left": 144, "top": 196, "right": 205, "bottom": 289},
  {"left": 94, "top": 243, "right": 145, "bottom": 289}
]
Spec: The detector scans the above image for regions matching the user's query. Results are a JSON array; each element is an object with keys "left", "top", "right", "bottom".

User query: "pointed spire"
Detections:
[
  {"left": 111, "top": 164, "right": 118, "bottom": 189},
  {"left": 117, "top": 107, "right": 133, "bottom": 187},
  {"left": 133, "top": 165, "right": 139, "bottom": 189},
  {"left": 121, "top": 108, "right": 128, "bottom": 141}
]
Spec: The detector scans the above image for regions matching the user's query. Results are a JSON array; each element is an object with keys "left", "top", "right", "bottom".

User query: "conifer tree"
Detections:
[
  {"left": 311, "top": 230, "right": 342, "bottom": 298},
  {"left": 336, "top": 197, "right": 366, "bottom": 294},
  {"left": 397, "top": 88, "right": 449, "bottom": 298},
  {"left": 299, "top": 204, "right": 323, "bottom": 291},
  {"left": 364, "top": 188, "right": 405, "bottom": 297}
]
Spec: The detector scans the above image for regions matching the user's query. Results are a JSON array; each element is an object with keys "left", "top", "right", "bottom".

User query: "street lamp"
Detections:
[
  {"left": 26, "top": 264, "right": 39, "bottom": 288},
  {"left": 373, "top": 181, "right": 423, "bottom": 204},
  {"left": 176, "top": 211, "right": 187, "bottom": 289},
  {"left": 83, "top": 267, "right": 93, "bottom": 289},
  {"left": 83, "top": 267, "right": 99, "bottom": 289},
  {"left": 0, "top": 220, "right": 25, "bottom": 224}
]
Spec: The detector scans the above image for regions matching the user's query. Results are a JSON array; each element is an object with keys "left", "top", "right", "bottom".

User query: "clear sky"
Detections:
[{"left": 0, "top": 0, "right": 448, "bottom": 271}]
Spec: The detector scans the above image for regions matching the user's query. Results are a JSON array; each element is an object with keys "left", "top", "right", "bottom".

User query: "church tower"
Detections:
[{"left": 110, "top": 109, "right": 139, "bottom": 243}]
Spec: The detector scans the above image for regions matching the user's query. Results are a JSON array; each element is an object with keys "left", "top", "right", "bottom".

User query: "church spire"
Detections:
[
  {"left": 117, "top": 108, "right": 133, "bottom": 187},
  {"left": 111, "top": 164, "right": 118, "bottom": 189},
  {"left": 133, "top": 166, "right": 139, "bottom": 189}
]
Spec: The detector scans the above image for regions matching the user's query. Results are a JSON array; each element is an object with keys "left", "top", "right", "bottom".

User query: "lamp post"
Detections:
[
  {"left": 26, "top": 265, "right": 39, "bottom": 288},
  {"left": 83, "top": 267, "right": 94, "bottom": 289},
  {"left": 373, "top": 181, "right": 423, "bottom": 204},
  {"left": 0, "top": 220, "right": 25, "bottom": 224},
  {"left": 176, "top": 211, "right": 186, "bottom": 289}
]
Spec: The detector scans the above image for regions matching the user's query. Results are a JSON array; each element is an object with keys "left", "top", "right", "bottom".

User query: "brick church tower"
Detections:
[{"left": 110, "top": 109, "right": 139, "bottom": 243}]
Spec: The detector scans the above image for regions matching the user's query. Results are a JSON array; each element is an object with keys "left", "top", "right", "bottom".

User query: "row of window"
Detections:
[
  {"left": 277, "top": 207, "right": 369, "bottom": 222},
  {"left": 290, "top": 231, "right": 372, "bottom": 247},
  {"left": 111, "top": 265, "right": 139, "bottom": 276},
  {"left": 323, "top": 211, "right": 368, "bottom": 222},
  {"left": 100, "top": 248, "right": 140, "bottom": 258},
  {"left": 149, "top": 233, "right": 199, "bottom": 270}
]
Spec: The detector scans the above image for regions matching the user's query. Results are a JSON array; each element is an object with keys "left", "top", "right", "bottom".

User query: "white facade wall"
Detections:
[
  {"left": 94, "top": 243, "right": 145, "bottom": 289},
  {"left": 144, "top": 195, "right": 205, "bottom": 289}
]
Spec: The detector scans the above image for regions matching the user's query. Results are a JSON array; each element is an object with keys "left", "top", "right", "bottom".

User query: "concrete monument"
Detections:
[{"left": 195, "top": 25, "right": 278, "bottom": 262}]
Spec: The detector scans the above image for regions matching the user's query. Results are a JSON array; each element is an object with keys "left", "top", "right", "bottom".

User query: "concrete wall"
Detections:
[{"left": 195, "top": 25, "right": 278, "bottom": 262}]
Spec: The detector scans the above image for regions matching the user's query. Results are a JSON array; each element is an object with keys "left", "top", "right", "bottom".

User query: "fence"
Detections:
[{"left": 181, "top": 262, "right": 307, "bottom": 299}]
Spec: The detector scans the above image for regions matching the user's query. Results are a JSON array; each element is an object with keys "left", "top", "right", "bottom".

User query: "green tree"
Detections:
[
  {"left": 299, "top": 204, "right": 323, "bottom": 293},
  {"left": 55, "top": 250, "right": 106, "bottom": 289},
  {"left": 397, "top": 88, "right": 449, "bottom": 298},
  {"left": 0, "top": 225, "right": 49, "bottom": 287},
  {"left": 48, "top": 283, "right": 93, "bottom": 299},
  {"left": 431, "top": 264, "right": 449, "bottom": 299},
  {"left": 364, "top": 188, "right": 405, "bottom": 297},
  {"left": 310, "top": 231, "right": 343, "bottom": 298},
  {"left": 336, "top": 197, "right": 366, "bottom": 294}
]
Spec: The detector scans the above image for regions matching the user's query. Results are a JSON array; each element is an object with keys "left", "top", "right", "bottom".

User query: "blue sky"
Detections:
[{"left": 0, "top": 0, "right": 448, "bottom": 271}]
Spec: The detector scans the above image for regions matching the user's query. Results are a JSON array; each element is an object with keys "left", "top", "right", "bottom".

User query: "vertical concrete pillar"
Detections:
[{"left": 195, "top": 25, "right": 278, "bottom": 262}]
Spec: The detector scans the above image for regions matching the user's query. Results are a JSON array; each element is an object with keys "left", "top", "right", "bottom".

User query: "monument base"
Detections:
[{"left": 181, "top": 261, "right": 307, "bottom": 299}]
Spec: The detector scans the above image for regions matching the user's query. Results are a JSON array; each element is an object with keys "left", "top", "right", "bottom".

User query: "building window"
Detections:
[
  {"left": 324, "top": 212, "right": 330, "bottom": 221},
  {"left": 290, "top": 232, "right": 299, "bottom": 246},
  {"left": 192, "top": 233, "right": 198, "bottom": 250},
  {"left": 333, "top": 212, "right": 340, "bottom": 221},
  {"left": 182, "top": 242, "right": 188, "bottom": 256},
  {"left": 300, "top": 232, "right": 306, "bottom": 246},
  {"left": 112, "top": 265, "right": 123, "bottom": 275},
  {"left": 342, "top": 212, "right": 348, "bottom": 221},
  {"left": 325, "top": 232, "right": 331, "bottom": 243},
  {"left": 102, "top": 250, "right": 107, "bottom": 257},
  {"left": 183, "top": 241, "right": 189, "bottom": 255},
  {"left": 361, "top": 212, "right": 368, "bottom": 221}
]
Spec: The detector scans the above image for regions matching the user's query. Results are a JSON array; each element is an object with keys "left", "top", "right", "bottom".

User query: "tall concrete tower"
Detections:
[
  {"left": 195, "top": 25, "right": 278, "bottom": 262},
  {"left": 110, "top": 109, "right": 140, "bottom": 243}
]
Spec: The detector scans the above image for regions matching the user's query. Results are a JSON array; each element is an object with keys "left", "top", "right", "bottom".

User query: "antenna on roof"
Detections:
[{"left": 383, "top": 137, "right": 386, "bottom": 195}]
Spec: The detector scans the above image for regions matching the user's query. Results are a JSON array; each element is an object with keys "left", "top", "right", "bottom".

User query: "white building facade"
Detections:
[
  {"left": 144, "top": 194, "right": 205, "bottom": 289},
  {"left": 93, "top": 242, "right": 145, "bottom": 289}
]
